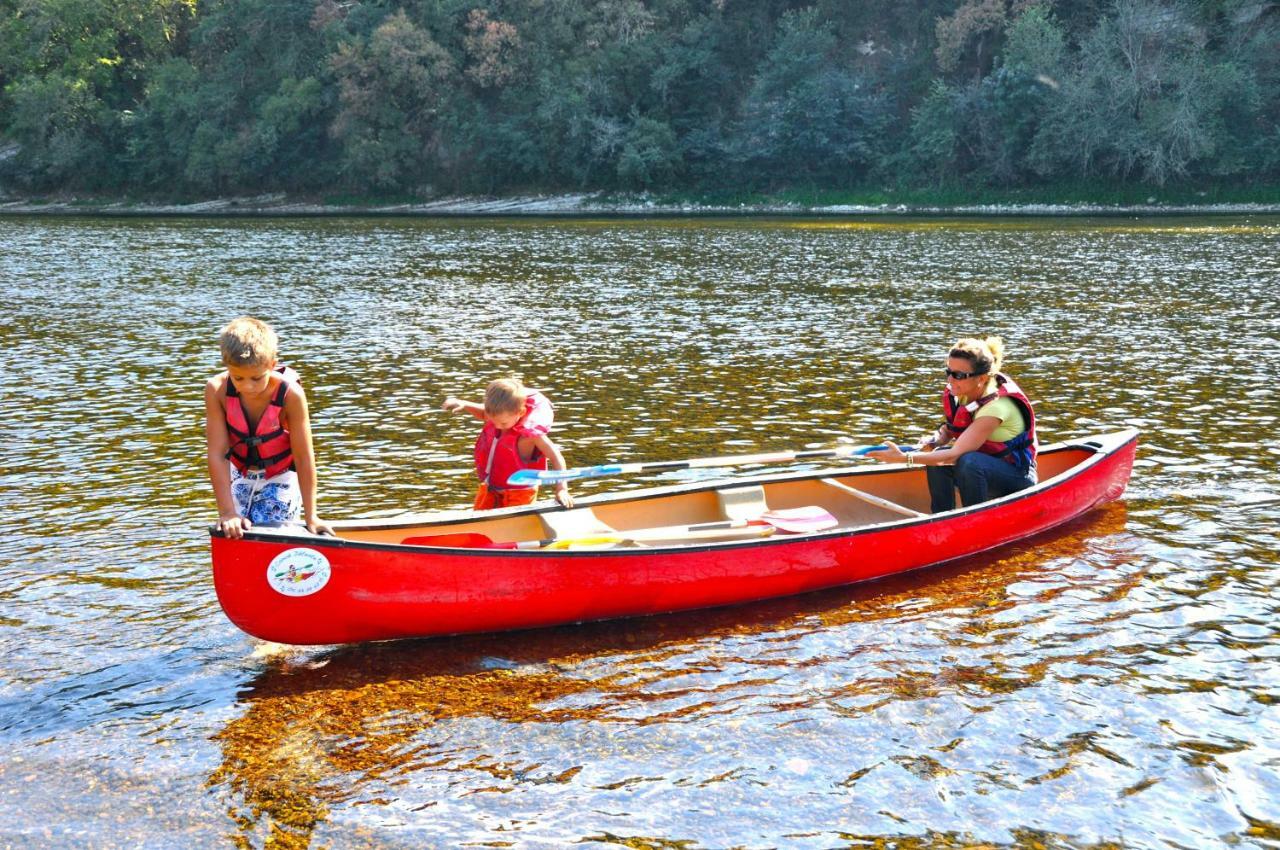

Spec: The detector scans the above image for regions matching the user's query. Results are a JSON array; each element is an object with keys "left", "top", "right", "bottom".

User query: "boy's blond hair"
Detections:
[
  {"left": 220, "top": 316, "right": 278, "bottom": 367},
  {"left": 484, "top": 378, "right": 528, "bottom": 415}
]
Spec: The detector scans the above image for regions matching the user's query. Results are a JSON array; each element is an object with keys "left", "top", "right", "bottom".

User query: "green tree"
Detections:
[
  {"left": 1030, "top": 0, "right": 1231, "bottom": 184},
  {"left": 124, "top": 57, "right": 201, "bottom": 188},
  {"left": 159, "top": 0, "right": 335, "bottom": 192},
  {"left": 1002, "top": 3, "right": 1066, "bottom": 76},
  {"left": 906, "top": 79, "right": 963, "bottom": 185},
  {"left": 0, "top": 0, "right": 195, "bottom": 188},
  {"left": 969, "top": 6, "right": 1067, "bottom": 183},
  {"left": 5, "top": 72, "right": 116, "bottom": 187},
  {"left": 329, "top": 10, "right": 458, "bottom": 191},
  {"left": 734, "top": 8, "right": 890, "bottom": 185},
  {"left": 2, "top": 0, "right": 1277, "bottom": 197},
  {"left": 935, "top": 0, "right": 1008, "bottom": 80},
  {"left": 1203, "top": 2, "right": 1280, "bottom": 179}
]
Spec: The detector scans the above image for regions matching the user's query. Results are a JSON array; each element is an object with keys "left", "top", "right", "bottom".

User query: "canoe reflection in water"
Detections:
[{"left": 208, "top": 502, "right": 1137, "bottom": 848}]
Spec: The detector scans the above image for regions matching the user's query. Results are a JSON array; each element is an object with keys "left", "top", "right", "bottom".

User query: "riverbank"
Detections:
[{"left": 4, "top": 190, "right": 1280, "bottom": 216}]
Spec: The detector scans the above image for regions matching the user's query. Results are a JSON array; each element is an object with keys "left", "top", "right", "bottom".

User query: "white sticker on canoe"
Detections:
[{"left": 266, "top": 548, "right": 331, "bottom": 597}]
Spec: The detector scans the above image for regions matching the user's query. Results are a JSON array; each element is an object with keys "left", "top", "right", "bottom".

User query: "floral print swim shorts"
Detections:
[{"left": 230, "top": 466, "right": 302, "bottom": 526}]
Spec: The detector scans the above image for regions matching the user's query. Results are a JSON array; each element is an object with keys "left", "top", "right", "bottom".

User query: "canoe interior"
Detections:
[{"left": 330, "top": 444, "right": 1097, "bottom": 550}]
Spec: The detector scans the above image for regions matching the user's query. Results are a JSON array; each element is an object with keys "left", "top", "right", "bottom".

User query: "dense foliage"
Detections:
[{"left": 1, "top": 0, "right": 1276, "bottom": 197}]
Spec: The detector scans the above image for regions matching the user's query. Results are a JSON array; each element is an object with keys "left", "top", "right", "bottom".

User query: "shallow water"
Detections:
[{"left": 1, "top": 214, "right": 1278, "bottom": 848}]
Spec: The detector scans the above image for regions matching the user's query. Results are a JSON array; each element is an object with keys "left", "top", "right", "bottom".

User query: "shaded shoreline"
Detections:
[{"left": 3, "top": 192, "right": 1280, "bottom": 217}]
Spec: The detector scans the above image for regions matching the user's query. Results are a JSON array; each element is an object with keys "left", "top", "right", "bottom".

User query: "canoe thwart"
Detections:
[{"left": 820, "top": 478, "right": 926, "bottom": 518}]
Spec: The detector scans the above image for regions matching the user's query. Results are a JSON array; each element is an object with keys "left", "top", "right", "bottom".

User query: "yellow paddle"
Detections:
[{"left": 542, "top": 524, "right": 778, "bottom": 550}]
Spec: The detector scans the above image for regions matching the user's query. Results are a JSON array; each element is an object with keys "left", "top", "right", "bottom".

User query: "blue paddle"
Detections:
[{"left": 506, "top": 444, "right": 887, "bottom": 486}]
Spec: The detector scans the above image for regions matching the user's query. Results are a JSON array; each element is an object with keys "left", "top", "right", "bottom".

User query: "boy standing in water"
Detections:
[
  {"left": 204, "top": 316, "right": 331, "bottom": 538},
  {"left": 443, "top": 377, "right": 574, "bottom": 511}
]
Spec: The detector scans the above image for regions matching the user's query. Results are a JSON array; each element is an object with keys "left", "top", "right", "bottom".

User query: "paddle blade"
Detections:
[
  {"left": 401, "top": 532, "right": 494, "bottom": 548},
  {"left": 759, "top": 506, "right": 839, "bottom": 533},
  {"left": 847, "top": 444, "right": 887, "bottom": 456}
]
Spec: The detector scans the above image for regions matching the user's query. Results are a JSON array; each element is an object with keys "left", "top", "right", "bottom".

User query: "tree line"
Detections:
[{"left": 1, "top": 0, "right": 1276, "bottom": 198}]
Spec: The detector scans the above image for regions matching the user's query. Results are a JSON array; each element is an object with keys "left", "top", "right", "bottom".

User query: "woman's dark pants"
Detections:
[{"left": 926, "top": 452, "right": 1037, "bottom": 513}]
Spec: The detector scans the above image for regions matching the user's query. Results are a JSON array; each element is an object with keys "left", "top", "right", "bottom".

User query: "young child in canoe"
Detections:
[
  {"left": 443, "top": 377, "right": 574, "bottom": 511},
  {"left": 204, "top": 316, "right": 331, "bottom": 539}
]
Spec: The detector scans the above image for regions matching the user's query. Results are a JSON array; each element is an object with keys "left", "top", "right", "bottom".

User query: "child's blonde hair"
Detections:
[
  {"left": 949, "top": 336, "right": 1005, "bottom": 376},
  {"left": 220, "top": 316, "right": 279, "bottom": 367},
  {"left": 484, "top": 377, "right": 528, "bottom": 415}
]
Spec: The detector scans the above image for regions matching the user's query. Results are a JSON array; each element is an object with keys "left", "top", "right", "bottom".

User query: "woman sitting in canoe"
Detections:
[
  {"left": 443, "top": 377, "right": 574, "bottom": 511},
  {"left": 867, "top": 336, "right": 1037, "bottom": 513}
]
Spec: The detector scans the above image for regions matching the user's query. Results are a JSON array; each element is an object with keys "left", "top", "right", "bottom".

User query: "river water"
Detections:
[{"left": 1, "top": 214, "right": 1278, "bottom": 849}]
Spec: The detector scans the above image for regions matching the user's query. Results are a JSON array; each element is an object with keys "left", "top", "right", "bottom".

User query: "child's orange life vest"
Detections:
[
  {"left": 225, "top": 365, "right": 300, "bottom": 478},
  {"left": 474, "top": 391, "right": 553, "bottom": 490}
]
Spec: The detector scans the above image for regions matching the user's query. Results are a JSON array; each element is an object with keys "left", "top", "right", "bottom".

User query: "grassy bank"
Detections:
[
  {"left": 631, "top": 180, "right": 1280, "bottom": 210},
  {"left": 5, "top": 181, "right": 1280, "bottom": 215}
]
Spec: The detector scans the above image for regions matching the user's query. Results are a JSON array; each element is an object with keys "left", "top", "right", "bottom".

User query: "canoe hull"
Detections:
[{"left": 210, "top": 430, "right": 1136, "bottom": 644}]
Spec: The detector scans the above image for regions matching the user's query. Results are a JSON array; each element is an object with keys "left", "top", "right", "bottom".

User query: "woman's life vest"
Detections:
[
  {"left": 474, "top": 391, "right": 553, "bottom": 490},
  {"left": 941, "top": 373, "right": 1038, "bottom": 468},
  {"left": 225, "top": 365, "right": 300, "bottom": 478}
]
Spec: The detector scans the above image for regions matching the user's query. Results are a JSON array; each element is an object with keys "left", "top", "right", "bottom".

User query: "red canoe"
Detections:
[{"left": 210, "top": 429, "right": 1137, "bottom": 645}]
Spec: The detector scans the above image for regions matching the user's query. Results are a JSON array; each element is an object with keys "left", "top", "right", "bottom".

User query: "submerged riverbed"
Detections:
[{"left": 1, "top": 214, "right": 1278, "bottom": 848}]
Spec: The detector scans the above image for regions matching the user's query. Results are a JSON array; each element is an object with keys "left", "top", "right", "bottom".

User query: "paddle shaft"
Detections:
[{"left": 508, "top": 444, "right": 886, "bottom": 486}]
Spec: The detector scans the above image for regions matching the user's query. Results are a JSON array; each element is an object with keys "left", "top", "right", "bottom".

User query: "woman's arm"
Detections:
[
  {"left": 919, "top": 423, "right": 953, "bottom": 450},
  {"left": 911, "top": 415, "right": 1001, "bottom": 465},
  {"left": 868, "top": 416, "right": 1000, "bottom": 467}
]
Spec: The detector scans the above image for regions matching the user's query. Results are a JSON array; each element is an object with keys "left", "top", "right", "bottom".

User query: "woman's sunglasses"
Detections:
[{"left": 944, "top": 368, "right": 987, "bottom": 380}]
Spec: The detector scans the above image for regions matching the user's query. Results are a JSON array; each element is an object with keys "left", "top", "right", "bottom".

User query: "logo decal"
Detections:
[{"left": 266, "top": 548, "right": 331, "bottom": 597}]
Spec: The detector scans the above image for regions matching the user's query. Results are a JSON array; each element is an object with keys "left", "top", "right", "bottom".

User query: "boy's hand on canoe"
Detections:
[
  {"left": 554, "top": 484, "right": 574, "bottom": 509},
  {"left": 218, "top": 514, "right": 252, "bottom": 539},
  {"left": 306, "top": 516, "right": 335, "bottom": 537}
]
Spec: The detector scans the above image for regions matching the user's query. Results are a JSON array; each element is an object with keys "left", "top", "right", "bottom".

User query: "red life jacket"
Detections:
[
  {"left": 474, "top": 391, "right": 553, "bottom": 490},
  {"left": 941, "top": 373, "right": 1038, "bottom": 467},
  {"left": 225, "top": 365, "right": 299, "bottom": 478}
]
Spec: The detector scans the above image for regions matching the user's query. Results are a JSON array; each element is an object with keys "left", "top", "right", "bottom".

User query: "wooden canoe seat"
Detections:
[
  {"left": 539, "top": 507, "right": 615, "bottom": 540},
  {"left": 716, "top": 485, "right": 770, "bottom": 521}
]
